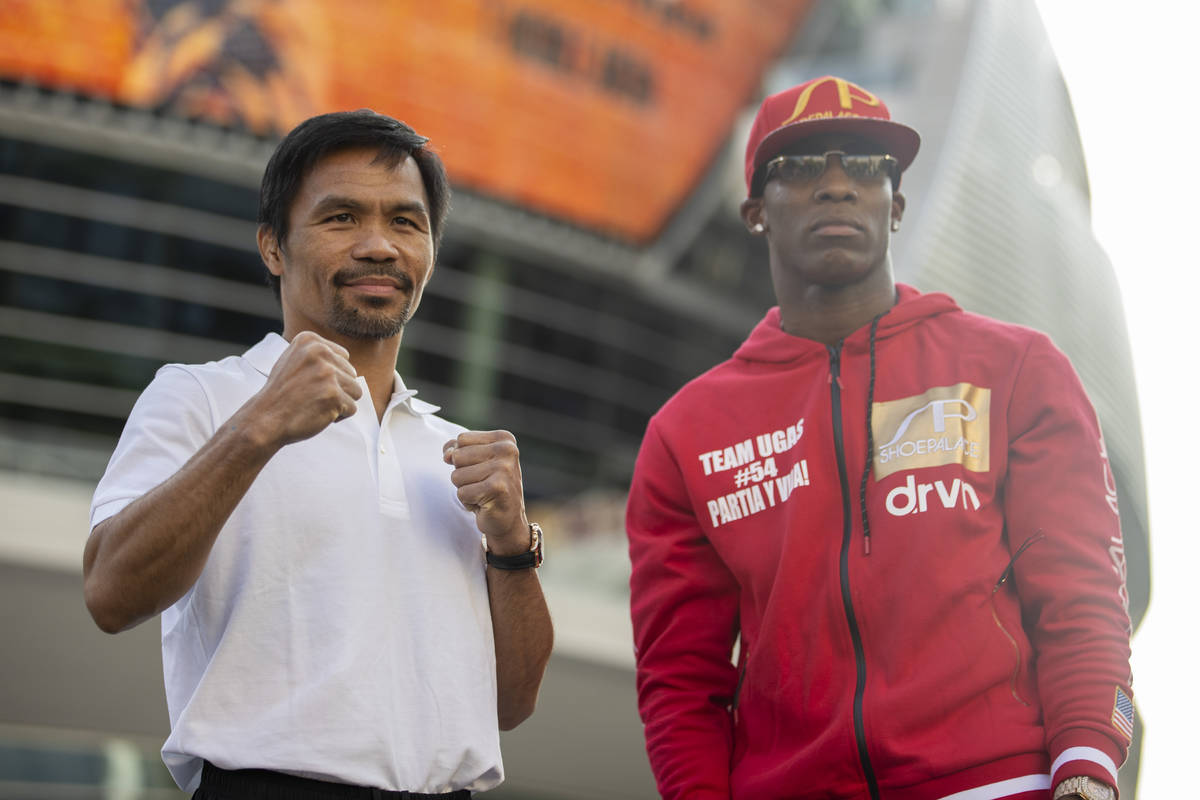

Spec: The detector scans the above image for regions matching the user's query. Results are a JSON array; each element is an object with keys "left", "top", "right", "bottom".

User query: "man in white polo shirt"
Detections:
[{"left": 83, "top": 110, "right": 553, "bottom": 799}]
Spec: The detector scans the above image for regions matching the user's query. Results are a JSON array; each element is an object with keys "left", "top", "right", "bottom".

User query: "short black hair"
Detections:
[{"left": 258, "top": 109, "right": 451, "bottom": 299}]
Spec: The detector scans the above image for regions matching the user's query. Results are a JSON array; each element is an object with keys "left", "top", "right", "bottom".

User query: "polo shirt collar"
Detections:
[
  {"left": 243, "top": 333, "right": 440, "bottom": 416},
  {"left": 391, "top": 374, "right": 441, "bottom": 416},
  {"left": 243, "top": 332, "right": 289, "bottom": 376}
]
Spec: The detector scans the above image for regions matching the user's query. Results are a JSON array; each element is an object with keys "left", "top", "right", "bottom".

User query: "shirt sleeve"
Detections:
[
  {"left": 1002, "top": 333, "right": 1133, "bottom": 793},
  {"left": 626, "top": 418, "right": 741, "bottom": 800},
  {"left": 90, "top": 365, "right": 215, "bottom": 530}
]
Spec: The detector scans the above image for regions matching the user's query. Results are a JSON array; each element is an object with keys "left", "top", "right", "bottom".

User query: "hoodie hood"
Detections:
[{"left": 733, "top": 283, "right": 961, "bottom": 364}]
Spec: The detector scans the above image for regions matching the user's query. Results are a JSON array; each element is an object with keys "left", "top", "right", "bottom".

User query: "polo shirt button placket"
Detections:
[{"left": 376, "top": 413, "right": 409, "bottom": 517}]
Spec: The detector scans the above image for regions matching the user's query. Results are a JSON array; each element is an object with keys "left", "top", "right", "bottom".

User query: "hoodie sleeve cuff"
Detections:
[{"left": 1049, "top": 728, "right": 1123, "bottom": 795}]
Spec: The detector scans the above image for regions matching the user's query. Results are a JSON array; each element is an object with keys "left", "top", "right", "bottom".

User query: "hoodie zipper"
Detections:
[
  {"left": 731, "top": 661, "right": 748, "bottom": 726},
  {"left": 828, "top": 343, "right": 881, "bottom": 800}
]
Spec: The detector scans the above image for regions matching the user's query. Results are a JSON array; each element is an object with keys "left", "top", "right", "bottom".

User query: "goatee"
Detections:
[
  {"left": 329, "top": 267, "right": 415, "bottom": 340},
  {"left": 329, "top": 294, "right": 410, "bottom": 340}
]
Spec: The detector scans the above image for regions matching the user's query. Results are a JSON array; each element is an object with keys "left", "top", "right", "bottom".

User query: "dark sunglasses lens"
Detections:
[
  {"left": 794, "top": 156, "right": 827, "bottom": 180},
  {"left": 767, "top": 154, "right": 896, "bottom": 184},
  {"left": 771, "top": 156, "right": 824, "bottom": 182},
  {"left": 841, "top": 156, "right": 877, "bottom": 178}
]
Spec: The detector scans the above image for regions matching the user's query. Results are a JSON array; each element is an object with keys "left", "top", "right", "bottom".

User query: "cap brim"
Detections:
[{"left": 751, "top": 116, "right": 921, "bottom": 193}]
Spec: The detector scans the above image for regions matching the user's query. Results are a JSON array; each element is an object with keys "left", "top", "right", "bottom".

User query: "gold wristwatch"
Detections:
[{"left": 1053, "top": 777, "right": 1115, "bottom": 800}]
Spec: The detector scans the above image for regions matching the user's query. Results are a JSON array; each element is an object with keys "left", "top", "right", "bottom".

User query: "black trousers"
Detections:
[{"left": 193, "top": 762, "right": 472, "bottom": 800}]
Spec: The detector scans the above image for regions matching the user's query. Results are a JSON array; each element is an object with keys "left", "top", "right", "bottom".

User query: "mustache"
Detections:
[{"left": 332, "top": 265, "right": 415, "bottom": 291}]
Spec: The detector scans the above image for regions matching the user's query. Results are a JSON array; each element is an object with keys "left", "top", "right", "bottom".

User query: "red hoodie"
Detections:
[{"left": 627, "top": 285, "right": 1133, "bottom": 800}]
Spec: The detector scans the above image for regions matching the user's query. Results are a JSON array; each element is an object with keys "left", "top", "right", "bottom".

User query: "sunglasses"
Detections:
[{"left": 764, "top": 151, "right": 899, "bottom": 185}]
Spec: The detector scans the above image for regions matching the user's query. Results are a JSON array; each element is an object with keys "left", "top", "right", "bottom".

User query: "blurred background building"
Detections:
[{"left": 0, "top": 0, "right": 1148, "bottom": 797}]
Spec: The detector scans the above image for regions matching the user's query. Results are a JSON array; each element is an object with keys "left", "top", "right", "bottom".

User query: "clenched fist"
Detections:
[
  {"left": 241, "top": 331, "right": 363, "bottom": 448},
  {"left": 443, "top": 430, "right": 529, "bottom": 555}
]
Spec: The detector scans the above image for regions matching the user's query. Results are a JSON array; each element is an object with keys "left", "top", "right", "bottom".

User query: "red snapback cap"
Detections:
[{"left": 744, "top": 75, "right": 920, "bottom": 195}]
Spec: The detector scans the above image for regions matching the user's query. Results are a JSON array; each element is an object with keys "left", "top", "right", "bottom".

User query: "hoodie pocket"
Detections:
[{"left": 990, "top": 532, "right": 1045, "bottom": 706}]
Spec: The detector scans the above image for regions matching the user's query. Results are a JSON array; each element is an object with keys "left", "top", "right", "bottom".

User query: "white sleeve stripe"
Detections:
[
  {"left": 936, "top": 774, "right": 1050, "bottom": 799},
  {"left": 1051, "top": 746, "right": 1119, "bottom": 784}
]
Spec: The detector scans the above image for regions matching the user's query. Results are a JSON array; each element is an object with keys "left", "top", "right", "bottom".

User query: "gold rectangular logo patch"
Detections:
[{"left": 872, "top": 383, "right": 990, "bottom": 480}]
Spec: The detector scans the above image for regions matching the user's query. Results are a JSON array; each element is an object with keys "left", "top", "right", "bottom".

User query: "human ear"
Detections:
[
  {"left": 257, "top": 225, "right": 285, "bottom": 277},
  {"left": 741, "top": 197, "right": 767, "bottom": 234},
  {"left": 891, "top": 192, "right": 906, "bottom": 228}
]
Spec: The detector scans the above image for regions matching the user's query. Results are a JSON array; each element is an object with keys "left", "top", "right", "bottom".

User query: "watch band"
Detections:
[
  {"left": 483, "top": 522, "right": 544, "bottom": 570},
  {"left": 1053, "top": 776, "right": 1115, "bottom": 800}
]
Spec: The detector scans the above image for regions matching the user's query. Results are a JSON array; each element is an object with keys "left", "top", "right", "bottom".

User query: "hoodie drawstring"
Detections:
[{"left": 859, "top": 313, "right": 884, "bottom": 556}]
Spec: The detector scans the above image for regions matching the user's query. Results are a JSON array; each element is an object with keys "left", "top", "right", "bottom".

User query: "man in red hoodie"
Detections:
[{"left": 626, "top": 76, "right": 1132, "bottom": 800}]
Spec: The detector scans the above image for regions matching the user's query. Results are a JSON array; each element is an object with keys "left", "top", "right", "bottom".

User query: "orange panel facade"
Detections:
[{"left": 0, "top": 0, "right": 813, "bottom": 242}]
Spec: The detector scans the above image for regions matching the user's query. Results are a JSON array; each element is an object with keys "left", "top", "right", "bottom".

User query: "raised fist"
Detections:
[
  {"left": 443, "top": 430, "right": 529, "bottom": 555},
  {"left": 246, "top": 331, "right": 363, "bottom": 447}
]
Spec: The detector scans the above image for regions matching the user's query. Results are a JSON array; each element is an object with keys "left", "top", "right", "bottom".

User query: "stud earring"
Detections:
[
  {"left": 891, "top": 220, "right": 901, "bottom": 232},
  {"left": 752, "top": 223, "right": 765, "bottom": 233}
]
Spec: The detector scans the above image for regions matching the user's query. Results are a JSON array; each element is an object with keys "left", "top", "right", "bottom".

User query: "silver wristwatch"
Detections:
[{"left": 1053, "top": 776, "right": 1115, "bottom": 800}]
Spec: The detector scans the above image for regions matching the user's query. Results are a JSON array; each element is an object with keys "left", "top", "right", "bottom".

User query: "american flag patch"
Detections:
[{"left": 1111, "top": 686, "right": 1134, "bottom": 740}]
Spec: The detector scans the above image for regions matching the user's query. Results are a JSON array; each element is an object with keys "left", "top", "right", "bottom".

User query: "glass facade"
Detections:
[{"left": 0, "top": 117, "right": 743, "bottom": 498}]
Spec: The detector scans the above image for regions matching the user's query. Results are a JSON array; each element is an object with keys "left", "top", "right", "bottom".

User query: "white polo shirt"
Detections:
[{"left": 90, "top": 333, "right": 502, "bottom": 793}]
